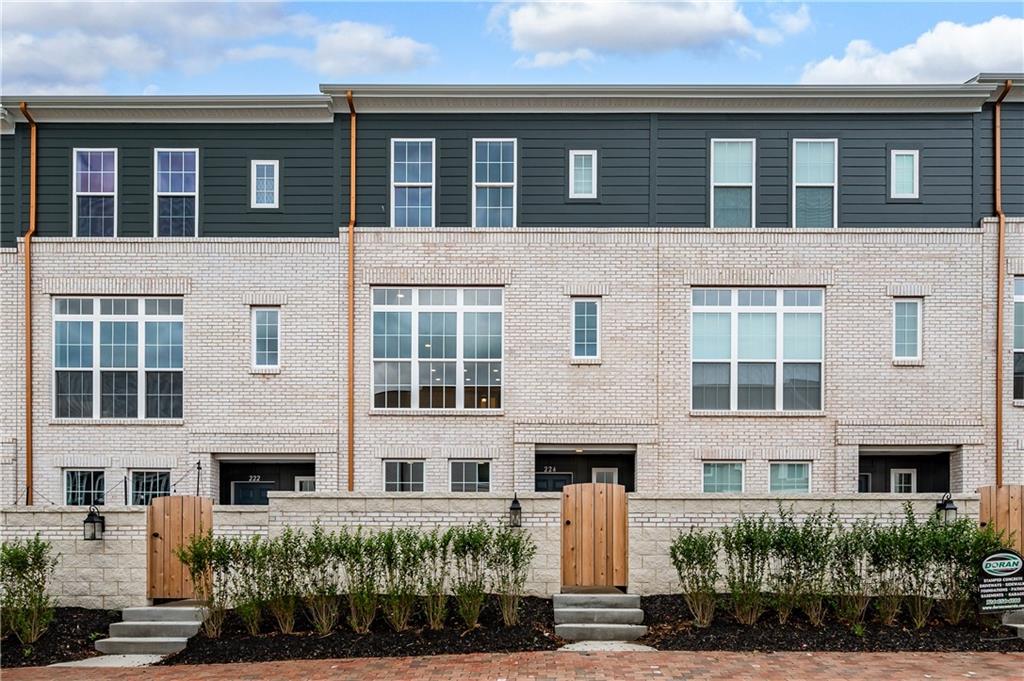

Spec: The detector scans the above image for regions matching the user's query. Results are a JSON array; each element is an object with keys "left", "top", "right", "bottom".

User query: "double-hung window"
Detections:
[
  {"left": 710, "top": 139, "right": 755, "bottom": 228},
  {"left": 703, "top": 462, "right": 743, "bottom": 493},
  {"left": 893, "top": 298, "right": 922, "bottom": 360},
  {"left": 569, "top": 149, "right": 597, "bottom": 199},
  {"left": 154, "top": 148, "right": 198, "bottom": 237},
  {"left": 890, "top": 150, "right": 919, "bottom": 199},
  {"left": 54, "top": 297, "right": 184, "bottom": 420},
  {"left": 1015, "top": 277, "right": 1023, "bottom": 400},
  {"left": 252, "top": 307, "right": 280, "bottom": 369},
  {"left": 73, "top": 149, "right": 117, "bottom": 237},
  {"left": 372, "top": 287, "right": 502, "bottom": 410},
  {"left": 131, "top": 470, "right": 170, "bottom": 505},
  {"left": 472, "top": 139, "right": 516, "bottom": 227},
  {"left": 691, "top": 288, "right": 824, "bottom": 411},
  {"left": 251, "top": 160, "right": 279, "bottom": 208},
  {"left": 770, "top": 462, "right": 810, "bottom": 493},
  {"left": 793, "top": 139, "right": 837, "bottom": 228},
  {"left": 384, "top": 460, "right": 424, "bottom": 492},
  {"left": 572, "top": 298, "right": 600, "bottom": 359},
  {"left": 65, "top": 469, "right": 105, "bottom": 506},
  {"left": 391, "top": 139, "right": 435, "bottom": 227},
  {"left": 450, "top": 460, "right": 490, "bottom": 492}
]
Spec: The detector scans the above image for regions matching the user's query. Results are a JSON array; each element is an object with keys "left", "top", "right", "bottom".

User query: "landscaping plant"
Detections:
[
  {"left": 301, "top": 525, "right": 344, "bottom": 636},
  {"left": 379, "top": 528, "right": 423, "bottom": 632},
  {"left": 489, "top": 526, "right": 537, "bottom": 627},
  {"left": 795, "top": 510, "right": 835, "bottom": 627},
  {"left": 176, "top": 531, "right": 232, "bottom": 638},
  {"left": 450, "top": 522, "right": 493, "bottom": 629},
  {"left": 900, "top": 508, "right": 939, "bottom": 629},
  {"left": 342, "top": 530, "right": 381, "bottom": 634},
  {"left": 767, "top": 509, "right": 802, "bottom": 624},
  {"left": 420, "top": 528, "right": 453, "bottom": 630},
  {"left": 0, "top": 535, "right": 58, "bottom": 645},
  {"left": 265, "top": 528, "right": 304, "bottom": 634},
  {"left": 934, "top": 519, "right": 1003, "bottom": 625},
  {"left": 830, "top": 520, "right": 872, "bottom": 626},
  {"left": 720, "top": 514, "right": 773, "bottom": 625},
  {"left": 866, "top": 522, "right": 905, "bottom": 626},
  {"left": 668, "top": 528, "right": 720, "bottom": 627},
  {"left": 228, "top": 535, "right": 269, "bottom": 636}
]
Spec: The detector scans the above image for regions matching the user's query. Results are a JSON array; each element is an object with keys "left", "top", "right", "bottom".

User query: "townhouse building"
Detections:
[{"left": 0, "top": 74, "right": 1021, "bottom": 509}]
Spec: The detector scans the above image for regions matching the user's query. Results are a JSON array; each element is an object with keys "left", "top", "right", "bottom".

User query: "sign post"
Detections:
[{"left": 979, "top": 549, "right": 1024, "bottom": 614}]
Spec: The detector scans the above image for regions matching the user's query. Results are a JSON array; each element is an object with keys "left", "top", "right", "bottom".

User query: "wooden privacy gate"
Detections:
[
  {"left": 147, "top": 495, "right": 212, "bottom": 600},
  {"left": 561, "top": 483, "right": 628, "bottom": 589},
  {"left": 979, "top": 485, "right": 1023, "bottom": 553}
]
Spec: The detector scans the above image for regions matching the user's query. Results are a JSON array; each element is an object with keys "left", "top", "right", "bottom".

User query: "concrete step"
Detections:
[
  {"left": 109, "top": 621, "right": 201, "bottom": 638},
  {"left": 121, "top": 606, "right": 204, "bottom": 623},
  {"left": 553, "top": 593, "right": 640, "bottom": 609},
  {"left": 94, "top": 637, "right": 188, "bottom": 655},
  {"left": 555, "top": 623, "right": 648, "bottom": 641},
  {"left": 554, "top": 607, "right": 644, "bottom": 625}
]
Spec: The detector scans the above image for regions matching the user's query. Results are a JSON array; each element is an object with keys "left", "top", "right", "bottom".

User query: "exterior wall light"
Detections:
[
  {"left": 83, "top": 506, "right": 106, "bottom": 541},
  {"left": 936, "top": 493, "right": 958, "bottom": 524},
  {"left": 509, "top": 494, "right": 522, "bottom": 528}
]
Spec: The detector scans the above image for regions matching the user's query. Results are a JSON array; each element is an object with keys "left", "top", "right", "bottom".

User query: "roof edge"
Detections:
[{"left": 1, "top": 95, "right": 334, "bottom": 124}]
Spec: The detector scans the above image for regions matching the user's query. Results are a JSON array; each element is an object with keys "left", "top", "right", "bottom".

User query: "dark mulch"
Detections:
[
  {"left": 641, "top": 594, "right": 1024, "bottom": 652},
  {"left": 161, "top": 596, "right": 560, "bottom": 665},
  {"left": 0, "top": 607, "right": 120, "bottom": 669}
]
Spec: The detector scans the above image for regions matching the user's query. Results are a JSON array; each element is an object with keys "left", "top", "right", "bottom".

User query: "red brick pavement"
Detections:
[{"left": 4, "top": 651, "right": 1024, "bottom": 680}]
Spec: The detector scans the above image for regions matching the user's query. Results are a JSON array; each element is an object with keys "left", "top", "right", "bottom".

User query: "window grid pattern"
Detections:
[
  {"left": 703, "top": 462, "right": 743, "bottom": 493},
  {"left": 473, "top": 139, "right": 516, "bottom": 227},
  {"left": 770, "top": 462, "right": 810, "bottom": 492},
  {"left": 891, "top": 150, "right": 919, "bottom": 199},
  {"left": 155, "top": 149, "right": 198, "bottom": 237},
  {"left": 252, "top": 160, "right": 278, "bottom": 208},
  {"left": 569, "top": 150, "right": 597, "bottom": 199},
  {"left": 793, "top": 139, "right": 837, "bottom": 228},
  {"left": 74, "top": 149, "right": 116, "bottom": 237},
  {"left": 894, "top": 299, "right": 921, "bottom": 359},
  {"left": 573, "top": 299, "right": 599, "bottom": 358},
  {"left": 451, "top": 460, "right": 490, "bottom": 492},
  {"left": 391, "top": 139, "right": 434, "bottom": 227},
  {"left": 384, "top": 460, "right": 424, "bottom": 492},
  {"left": 131, "top": 471, "right": 170, "bottom": 505},
  {"left": 253, "top": 308, "right": 280, "bottom": 368},
  {"left": 1015, "top": 278, "right": 1023, "bottom": 400},
  {"left": 65, "top": 470, "right": 105, "bottom": 506},
  {"left": 711, "top": 139, "right": 754, "bottom": 228}
]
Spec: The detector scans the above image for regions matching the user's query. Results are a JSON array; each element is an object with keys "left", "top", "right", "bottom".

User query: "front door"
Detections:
[{"left": 561, "top": 482, "right": 628, "bottom": 590}]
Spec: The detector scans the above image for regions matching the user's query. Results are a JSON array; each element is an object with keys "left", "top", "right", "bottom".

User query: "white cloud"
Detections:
[
  {"left": 515, "top": 49, "right": 596, "bottom": 69},
  {"left": 801, "top": 16, "right": 1024, "bottom": 84},
  {"left": 772, "top": 4, "right": 811, "bottom": 36}
]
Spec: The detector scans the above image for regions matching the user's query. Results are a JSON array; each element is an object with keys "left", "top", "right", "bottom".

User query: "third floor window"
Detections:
[{"left": 73, "top": 149, "right": 117, "bottom": 237}]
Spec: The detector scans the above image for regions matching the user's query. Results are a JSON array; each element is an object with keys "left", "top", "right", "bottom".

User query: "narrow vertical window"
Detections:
[
  {"left": 569, "top": 150, "right": 597, "bottom": 199},
  {"left": 711, "top": 139, "right": 755, "bottom": 228},
  {"left": 73, "top": 149, "right": 117, "bottom": 237},
  {"left": 391, "top": 139, "right": 435, "bottom": 227},
  {"left": 155, "top": 149, "right": 199, "bottom": 237},
  {"left": 252, "top": 307, "right": 280, "bottom": 369},
  {"left": 1014, "top": 277, "right": 1023, "bottom": 399},
  {"left": 251, "top": 160, "right": 279, "bottom": 208},
  {"left": 893, "top": 299, "right": 922, "bottom": 360},
  {"left": 572, "top": 298, "right": 600, "bottom": 359},
  {"left": 473, "top": 139, "right": 516, "bottom": 227},
  {"left": 890, "top": 150, "right": 919, "bottom": 199},
  {"left": 793, "top": 139, "right": 837, "bottom": 228}
]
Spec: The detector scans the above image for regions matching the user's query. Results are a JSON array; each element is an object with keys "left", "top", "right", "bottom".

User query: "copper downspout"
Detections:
[
  {"left": 19, "top": 102, "right": 37, "bottom": 505},
  {"left": 994, "top": 79, "right": 1013, "bottom": 487},
  {"left": 346, "top": 90, "right": 356, "bottom": 492}
]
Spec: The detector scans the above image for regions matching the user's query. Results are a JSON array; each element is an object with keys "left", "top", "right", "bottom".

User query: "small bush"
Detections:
[
  {"left": 379, "top": 528, "right": 423, "bottom": 632},
  {"left": 342, "top": 530, "right": 381, "bottom": 634},
  {"left": 0, "top": 535, "right": 58, "bottom": 644},
  {"left": 720, "top": 514, "right": 773, "bottom": 625},
  {"left": 420, "top": 528, "right": 453, "bottom": 630},
  {"left": 227, "top": 536, "right": 269, "bottom": 636},
  {"left": 451, "top": 522, "right": 492, "bottom": 629},
  {"left": 866, "top": 522, "right": 904, "bottom": 626},
  {"left": 490, "top": 526, "right": 537, "bottom": 627},
  {"left": 669, "top": 528, "right": 719, "bottom": 627},
  {"left": 900, "top": 508, "right": 938, "bottom": 629},
  {"left": 176, "top": 532, "right": 232, "bottom": 638},
  {"left": 265, "top": 528, "right": 303, "bottom": 634},
  {"left": 831, "top": 520, "right": 872, "bottom": 626},
  {"left": 301, "top": 526, "right": 343, "bottom": 636}
]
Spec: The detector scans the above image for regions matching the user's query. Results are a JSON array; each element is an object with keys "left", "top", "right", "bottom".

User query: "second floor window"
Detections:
[
  {"left": 569, "top": 150, "right": 597, "bottom": 199},
  {"left": 473, "top": 139, "right": 516, "bottom": 227},
  {"left": 572, "top": 298, "right": 600, "bottom": 359},
  {"left": 893, "top": 298, "right": 922, "bottom": 360},
  {"left": 252, "top": 307, "right": 280, "bottom": 369},
  {"left": 251, "top": 160, "right": 279, "bottom": 208},
  {"left": 74, "top": 149, "right": 117, "bottom": 237},
  {"left": 711, "top": 139, "right": 754, "bottom": 228},
  {"left": 155, "top": 149, "right": 198, "bottom": 237},
  {"left": 793, "top": 139, "right": 837, "bottom": 229},
  {"left": 1015, "top": 277, "right": 1023, "bottom": 400},
  {"left": 391, "top": 139, "right": 434, "bottom": 227},
  {"left": 890, "top": 150, "right": 919, "bottom": 199}
]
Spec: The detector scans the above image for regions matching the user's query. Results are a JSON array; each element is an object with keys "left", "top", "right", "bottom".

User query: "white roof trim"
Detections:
[{"left": 0, "top": 96, "right": 333, "bottom": 123}]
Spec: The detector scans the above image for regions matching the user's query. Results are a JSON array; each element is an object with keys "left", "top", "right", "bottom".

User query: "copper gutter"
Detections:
[
  {"left": 346, "top": 90, "right": 356, "bottom": 492},
  {"left": 994, "top": 79, "right": 1013, "bottom": 487},
  {"left": 19, "top": 102, "right": 37, "bottom": 505}
]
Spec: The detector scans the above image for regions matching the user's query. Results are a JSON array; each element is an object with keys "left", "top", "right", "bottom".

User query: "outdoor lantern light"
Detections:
[
  {"left": 83, "top": 506, "right": 105, "bottom": 541},
  {"left": 936, "top": 493, "right": 958, "bottom": 524},
  {"left": 509, "top": 494, "right": 522, "bottom": 528}
]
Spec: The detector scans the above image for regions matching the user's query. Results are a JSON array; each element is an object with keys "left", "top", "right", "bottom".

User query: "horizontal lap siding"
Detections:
[
  {"left": 976, "top": 103, "right": 1024, "bottom": 220},
  {"left": 0, "top": 129, "right": 14, "bottom": 248}
]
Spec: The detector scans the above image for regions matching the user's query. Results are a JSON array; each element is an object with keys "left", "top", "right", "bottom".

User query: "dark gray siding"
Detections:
[
  {"left": 0, "top": 128, "right": 15, "bottom": 248},
  {"left": 976, "top": 102, "right": 1024, "bottom": 221}
]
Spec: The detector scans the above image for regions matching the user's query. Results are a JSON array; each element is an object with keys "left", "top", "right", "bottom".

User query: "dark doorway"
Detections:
[
  {"left": 534, "top": 446, "right": 636, "bottom": 492},
  {"left": 857, "top": 451, "right": 950, "bottom": 493},
  {"left": 218, "top": 461, "right": 315, "bottom": 505}
]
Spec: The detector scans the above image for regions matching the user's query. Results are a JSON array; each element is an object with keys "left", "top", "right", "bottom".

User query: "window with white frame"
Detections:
[
  {"left": 572, "top": 298, "right": 600, "bottom": 359},
  {"left": 252, "top": 307, "right": 280, "bottom": 369},
  {"left": 769, "top": 462, "right": 810, "bottom": 493},
  {"left": 251, "top": 160, "right": 279, "bottom": 208},
  {"left": 155, "top": 148, "right": 198, "bottom": 237},
  {"left": 592, "top": 468, "right": 618, "bottom": 484},
  {"left": 1015, "top": 277, "right": 1023, "bottom": 400},
  {"left": 711, "top": 139, "right": 755, "bottom": 228},
  {"left": 893, "top": 298, "right": 922, "bottom": 360},
  {"left": 384, "top": 460, "right": 424, "bottom": 492},
  {"left": 569, "top": 149, "right": 597, "bottom": 199},
  {"left": 890, "top": 468, "right": 916, "bottom": 494},
  {"left": 372, "top": 287, "right": 502, "bottom": 410},
  {"left": 890, "top": 150, "right": 919, "bottom": 199},
  {"left": 473, "top": 139, "right": 516, "bottom": 227},
  {"left": 65, "top": 469, "right": 105, "bottom": 506},
  {"left": 294, "top": 476, "right": 316, "bottom": 492},
  {"left": 391, "top": 139, "right": 435, "bottom": 227},
  {"left": 703, "top": 462, "right": 743, "bottom": 493},
  {"left": 691, "top": 288, "right": 824, "bottom": 411},
  {"left": 131, "top": 470, "right": 170, "bottom": 505},
  {"left": 450, "top": 460, "right": 490, "bottom": 492},
  {"left": 73, "top": 149, "right": 117, "bottom": 237},
  {"left": 793, "top": 139, "right": 837, "bottom": 228},
  {"left": 54, "top": 297, "right": 184, "bottom": 419}
]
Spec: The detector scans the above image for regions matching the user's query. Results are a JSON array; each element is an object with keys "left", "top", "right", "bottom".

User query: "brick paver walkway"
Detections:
[{"left": 5, "top": 651, "right": 1024, "bottom": 680}]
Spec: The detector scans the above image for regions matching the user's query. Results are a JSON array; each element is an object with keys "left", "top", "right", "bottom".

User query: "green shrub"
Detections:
[
  {"left": 176, "top": 532, "right": 232, "bottom": 638},
  {"left": 301, "top": 526, "right": 343, "bottom": 636},
  {"left": 720, "top": 514, "right": 773, "bottom": 625},
  {"left": 227, "top": 536, "right": 269, "bottom": 636},
  {"left": 795, "top": 510, "right": 835, "bottom": 627},
  {"left": 831, "top": 520, "right": 872, "bottom": 626},
  {"left": 490, "top": 526, "right": 537, "bottom": 627},
  {"left": 451, "top": 522, "right": 492, "bottom": 629},
  {"left": 342, "top": 530, "right": 381, "bottom": 634},
  {"left": 379, "top": 528, "right": 423, "bottom": 632},
  {"left": 768, "top": 509, "right": 801, "bottom": 624},
  {"left": 900, "top": 508, "right": 939, "bottom": 629},
  {"left": 0, "top": 535, "right": 58, "bottom": 644},
  {"left": 420, "top": 528, "right": 453, "bottom": 630},
  {"left": 669, "top": 528, "right": 719, "bottom": 627},
  {"left": 866, "top": 522, "right": 904, "bottom": 626},
  {"left": 265, "top": 528, "right": 303, "bottom": 634}
]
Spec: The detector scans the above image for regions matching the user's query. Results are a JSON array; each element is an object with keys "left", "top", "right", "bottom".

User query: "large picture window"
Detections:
[
  {"left": 391, "top": 139, "right": 435, "bottom": 227},
  {"left": 73, "top": 148, "right": 117, "bottom": 237},
  {"left": 710, "top": 139, "right": 755, "bottom": 228},
  {"left": 792, "top": 139, "right": 837, "bottom": 228},
  {"left": 1015, "top": 277, "right": 1023, "bottom": 400},
  {"left": 54, "top": 297, "right": 184, "bottom": 419},
  {"left": 372, "top": 287, "right": 502, "bottom": 410},
  {"left": 691, "top": 288, "right": 824, "bottom": 411},
  {"left": 154, "top": 148, "right": 198, "bottom": 237},
  {"left": 472, "top": 139, "right": 516, "bottom": 227}
]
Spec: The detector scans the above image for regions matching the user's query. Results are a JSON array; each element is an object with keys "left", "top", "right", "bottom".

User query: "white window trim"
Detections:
[
  {"left": 568, "top": 149, "right": 598, "bottom": 199},
  {"left": 702, "top": 461, "right": 745, "bottom": 493},
  {"left": 251, "top": 306, "right": 281, "bottom": 370},
  {"left": 382, "top": 459, "right": 425, "bottom": 492},
  {"left": 890, "top": 468, "right": 917, "bottom": 494},
  {"left": 471, "top": 138, "right": 517, "bottom": 228},
  {"left": 769, "top": 461, "right": 811, "bottom": 493},
  {"left": 890, "top": 149, "right": 919, "bottom": 199},
  {"left": 390, "top": 138, "right": 436, "bottom": 228},
  {"left": 250, "top": 159, "right": 280, "bottom": 209},
  {"left": 892, "top": 298, "right": 922, "bottom": 361},
  {"left": 129, "top": 469, "right": 171, "bottom": 505},
  {"left": 64, "top": 468, "right": 105, "bottom": 506},
  {"left": 710, "top": 138, "right": 756, "bottom": 229},
  {"left": 153, "top": 148, "right": 199, "bottom": 237},
  {"left": 571, "top": 297, "right": 601, "bottom": 360},
  {"left": 792, "top": 138, "right": 838, "bottom": 229},
  {"left": 1015, "top": 278, "right": 1023, "bottom": 400},
  {"left": 72, "top": 148, "right": 118, "bottom": 238},
  {"left": 591, "top": 467, "right": 618, "bottom": 484},
  {"left": 294, "top": 476, "right": 316, "bottom": 492},
  {"left": 448, "top": 459, "right": 491, "bottom": 493}
]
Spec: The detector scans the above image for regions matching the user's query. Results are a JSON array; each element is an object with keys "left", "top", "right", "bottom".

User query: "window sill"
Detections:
[
  {"left": 1013, "top": 400, "right": 1024, "bottom": 408},
  {"left": 570, "top": 357, "right": 602, "bottom": 366},
  {"left": 892, "top": 359, "right": 924, "bottom": 367},
  {"left": 48, "top": 418, "right": 184, "bottom": 426},
  {"left": 689, "top": 410, "right": 825, "bottom": 418},
  {"left": 251, "top": 366, "right": 281, "bottom": 375},
  {"left": 369, "top": 409, "right": 504, "bottom": 417}
]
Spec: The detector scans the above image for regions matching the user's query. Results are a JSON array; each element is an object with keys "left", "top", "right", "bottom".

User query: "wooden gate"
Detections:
[
  {"left": 147, "top": 495, "right": 212, "bottom": 600},
  {"left": 561, "top": 483, "right": 628, "bottom": 589},
  {"left": 979, "top": 485, "right": 1023, "bottom": 553}
]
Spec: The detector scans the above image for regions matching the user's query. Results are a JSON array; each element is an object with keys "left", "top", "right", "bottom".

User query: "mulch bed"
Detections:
[
  {"left": 641, "top": 594, "right": 1024, "bottom": 652},
  {"left": 0, "top": 607, "right": 121, "bottom": 669},
  {"left": 162, "top": 595, "right": 561, "bottom": 665}
]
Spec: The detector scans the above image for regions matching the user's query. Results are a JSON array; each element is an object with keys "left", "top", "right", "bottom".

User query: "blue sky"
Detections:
[{"left": 3, "top": 1, "right": 1023, "bottom": 95}]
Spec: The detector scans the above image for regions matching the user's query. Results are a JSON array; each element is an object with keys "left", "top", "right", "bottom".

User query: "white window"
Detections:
[
  {"left": 372, "top": 287, "right": 502, "bottom": 410},
  {"left": 384, "top": 460, "right": 424, "bottom": 492},
  {"left": 472, "top": 138, "right": 516, "bottom": 227},
  {"left": 391, "top": 139, "right": 435, "bottom": 227},
  {"left": 890, "top": 468, "right": 917, "bottom": 494},
  {"left": 569, "top": 149, "right": 597, "bottom": 199},
  {"left": 890, "top": 150, "right": 919, "bottom": 199},
  {"left": 592, "top": 467, "right": 618, "bottom": 484},
  {"left": 703, "top": 462, "right": 743, "bottom": 493},
  {"left": 691, "top": 288, "right": 824, "bottom": 412},
  {"left": 893, "top": 298, "right": 922, "bottom": 360},
  {"left": 154, "top": 148, "right": 198, "bottom": 237},
  {"left": 294, "top": 476, "right": 316, "bottom": 492},
  {"left": 1014, "top": 278, "right": 1023, "bottom": 400},
  {"left": 53, "top": 297, "right": 184, "bottom": 419},
  {"left": 73, "top": 148, "right": 117, "bottom": 237},
  {"left": 450, "top": 460, "right": 490, "bottom": 492},
  {"left": 793, "top": 139, "right": 837, "bottom": 228},
  {"left": 769, "top": 462, "right": 810, "bottom": 493},
  {"left": 65, "top": 469, "right": 105, "bottom": 506},
  {"left": 251, "top": 307, "right": 280, "bottom": 369},
  {"left": 251, "top": 160, "right": 279, "bottom": 208},
  {"left": 131, "top": 470, "right": 170, "bottom": 505},
  {"left": 710, "top": 139, "right": 755, "bottom": 228},
  {"left": 572, "top": 298, "right": 600, "bottom": 359}
]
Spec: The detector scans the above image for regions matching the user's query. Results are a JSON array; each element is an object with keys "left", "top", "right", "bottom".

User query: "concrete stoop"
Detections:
[
  {"left": 553, "top": 592, "right": 647, "bottom": 641},
  {"left": 1002, "top": 610, "right": 1024, "bottom": 639},
  {"left": 94, "top": 601, "right": 203, "bottom": 656}
]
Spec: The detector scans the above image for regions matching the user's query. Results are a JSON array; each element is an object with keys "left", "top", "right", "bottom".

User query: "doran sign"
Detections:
[{"left": 979, "top": 549, "right": 1024, "bottom": 613}]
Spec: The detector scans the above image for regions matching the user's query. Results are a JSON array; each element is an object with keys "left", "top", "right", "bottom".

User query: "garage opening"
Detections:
[
  {"left": 217, "top": 456, "right": 315, "bottom": 505},
  {"left": 857, "top": 446, "right": 952, "bottom": 494},
  {"left": 534, "top": 444, "right": 636, "bottom": 492}
]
